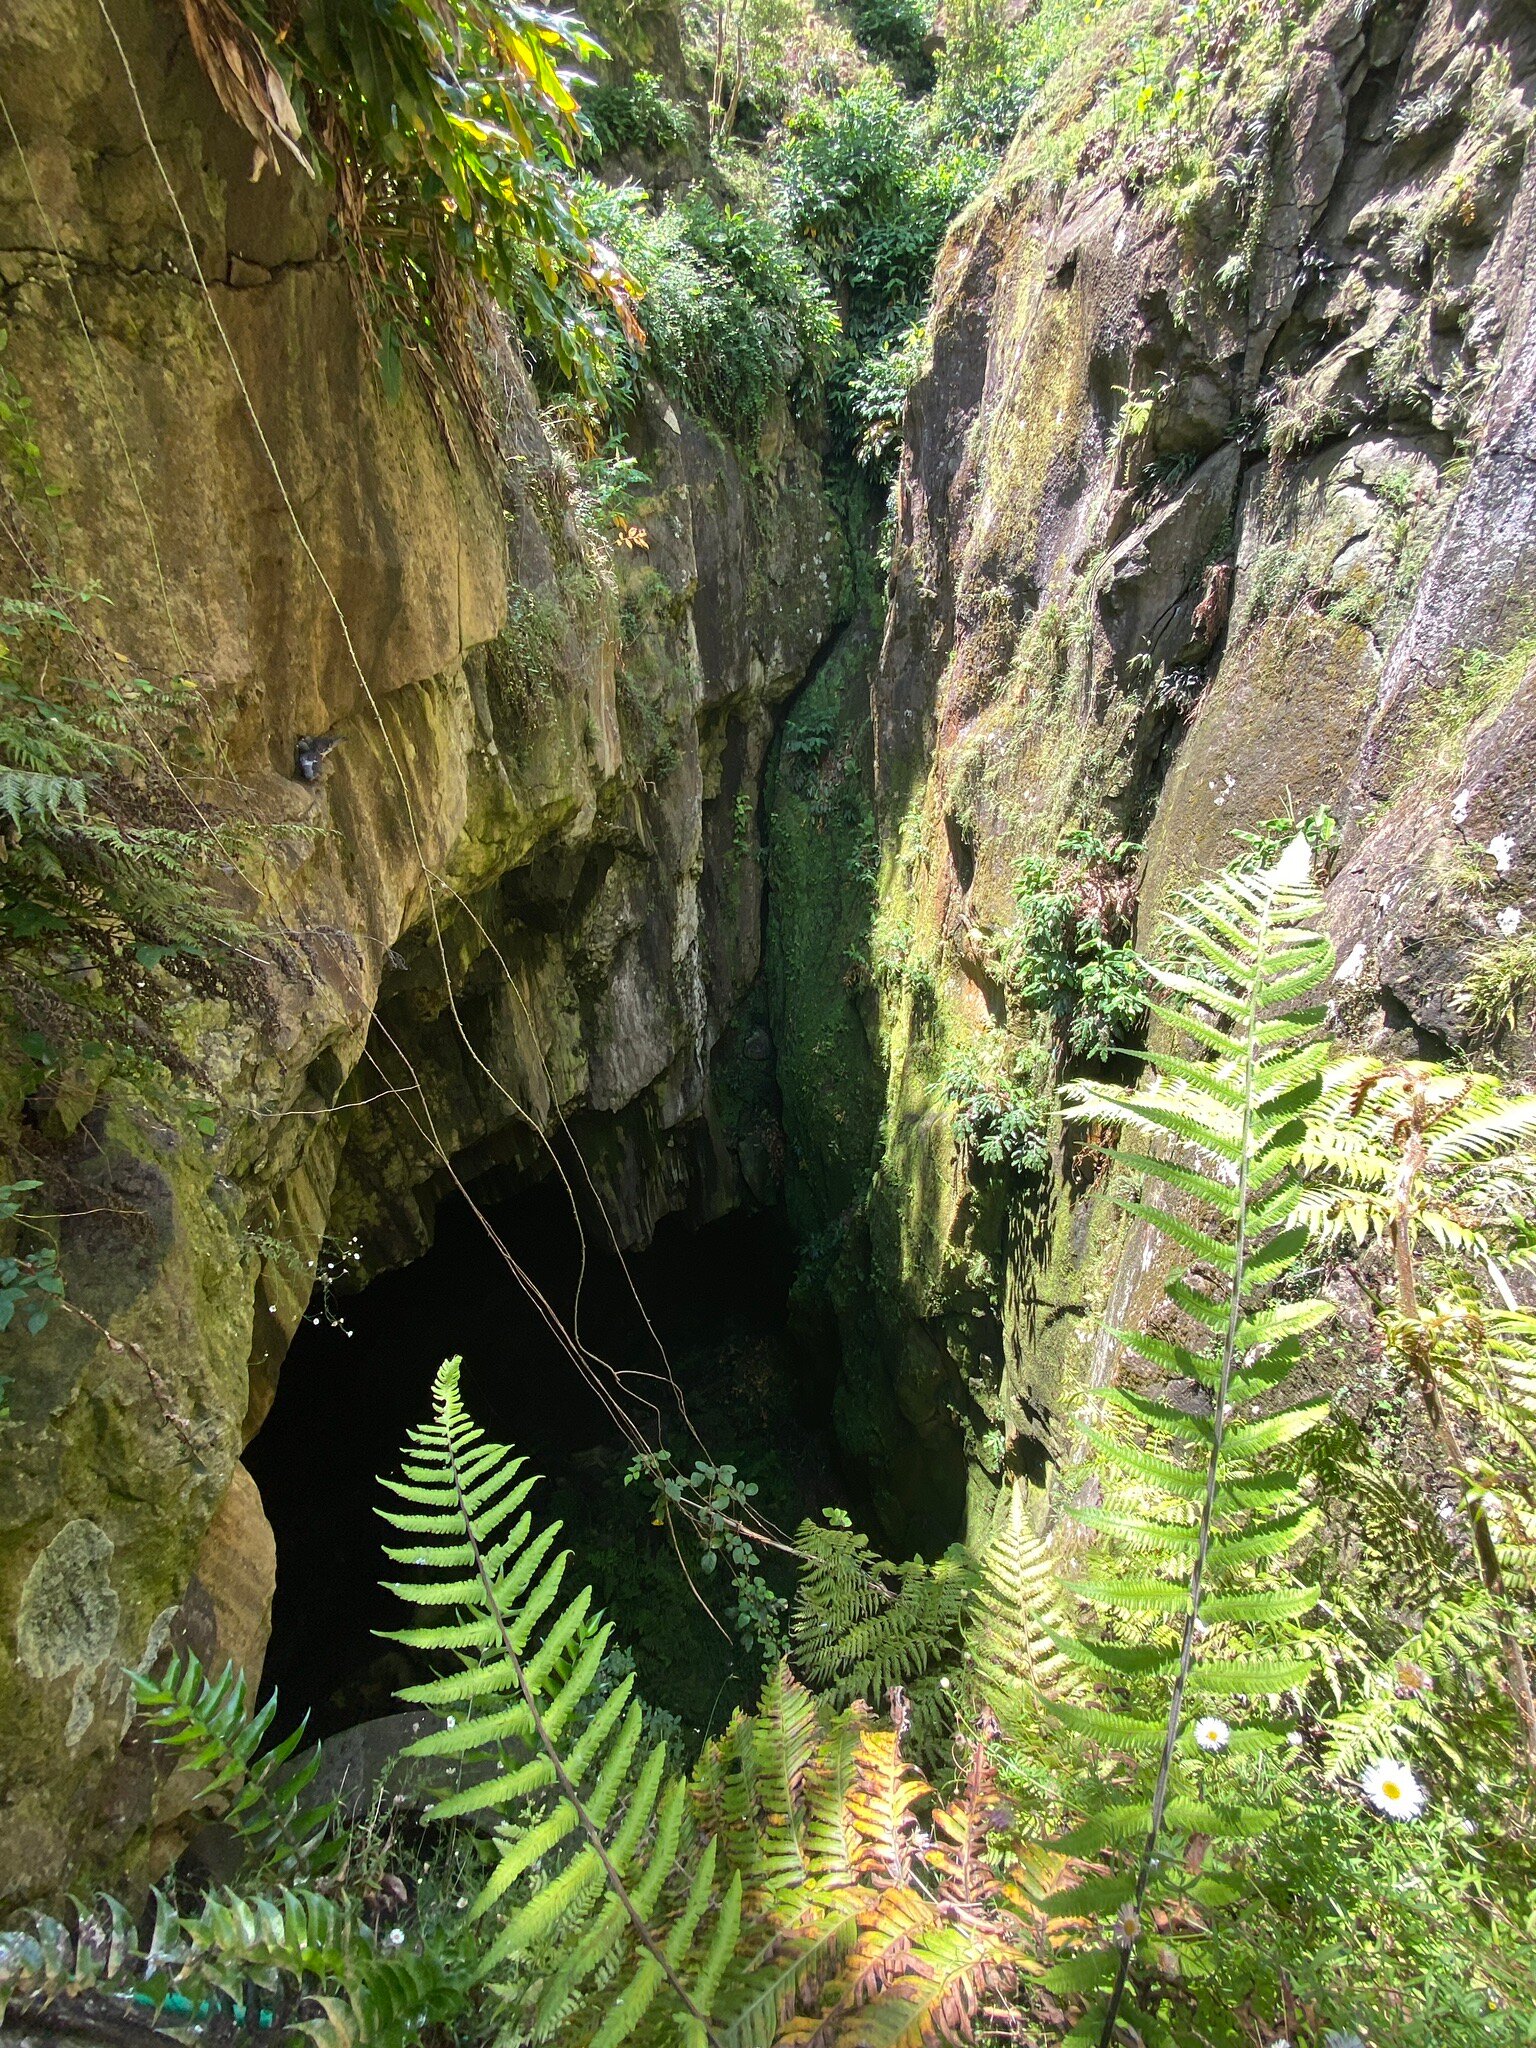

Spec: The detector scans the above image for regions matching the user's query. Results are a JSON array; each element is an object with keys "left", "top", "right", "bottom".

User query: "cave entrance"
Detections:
[{"left": 246, "top": 1189, "right": 849, "bottom": 1743}]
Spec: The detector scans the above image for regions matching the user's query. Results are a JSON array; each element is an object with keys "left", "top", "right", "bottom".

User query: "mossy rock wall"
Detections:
[
  {"left": 769, "top": 0, "right": 1536, "bottom": 1551},
  {"left": 0, "top": 0, "right": 840, "bottom": 1898}
]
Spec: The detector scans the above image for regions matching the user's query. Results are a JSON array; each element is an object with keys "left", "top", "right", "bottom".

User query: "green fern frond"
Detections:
[
  {"left": 969, "top": 1484, "right": 1082, "bottom": 1729},
  {"left": 377, "top": 1356, "right": 732, "bottom": 2044},
  {"left": 790, "top": 1516, "right": 974, "bottom": 1762},
  {"left": 0, "top": 1886, "right": 455, "bottom": 2048},
  {"left": 1050, "top": 840, "right": 1336, "bottom": 2041},
  {"left": 128, "top": 1648, "right": 338, "bottom": 1880}
]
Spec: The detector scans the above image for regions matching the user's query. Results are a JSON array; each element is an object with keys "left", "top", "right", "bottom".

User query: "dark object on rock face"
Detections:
[{"left": 295, "top": 731, "right": 342, "bottom": 781}]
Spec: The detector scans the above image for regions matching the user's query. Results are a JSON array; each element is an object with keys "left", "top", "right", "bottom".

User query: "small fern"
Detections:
[
  {"left": 968, "top": 1483, "right": 1081, "bottom": 1733},
  {"left": 128, "top": 1648, "right": 338, "bottom": 1881},
  {"left": 0, "top": 1885, "right": 458, "bottom": 2045},
  {"left": 1042, "top": 840, "right": 1337, "bottom": 2045},
  {"left": 790, "top": 1514, "right": 975, "bottom": 1762}
]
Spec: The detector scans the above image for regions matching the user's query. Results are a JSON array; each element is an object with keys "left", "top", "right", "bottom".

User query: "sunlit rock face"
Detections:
[
  {"left": 0, "top": 0, "right": 840, "bottom": 1898},
  {"left": 777, "top": 0, "right": 1536, "bottom": 1549}
]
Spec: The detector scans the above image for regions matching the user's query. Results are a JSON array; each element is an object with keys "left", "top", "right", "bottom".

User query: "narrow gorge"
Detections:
[{"left": 3, "top": 0, "right": 1536, "bottom": 2037}]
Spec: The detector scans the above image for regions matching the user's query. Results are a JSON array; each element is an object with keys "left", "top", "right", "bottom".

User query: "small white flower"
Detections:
[
  {"left": 1362, "top": 1757, "right": 1426, "bottom": 1820},
  {"left": 1111, "top": 1901, "right": 1140, "bottom": 1948},
  {"left": 386, "top": 1928, "right": 406, "bottom": 1948},
  {"left": 446, "top": 1715, "right": 457, "bottom": 1728},
  {"left": 1193, "top": 1716, "right": 1230, "bottom": 1753},
  {"left": 1498, "top": 906, "right": 1523, "bottom": 937},
  {"left": 1191, "top": 1617, "right": 1211, "bottom": 1641},
  {"left": 1287, "top": 1730, "right": 1304, "bottom": 1748},
  {"left": 1452, "top": 790, "right": 1471, "bottom": 825},
  {"left": 1272, "top": 2038, "right": 1292, "bottom": 2048},
  {"left": 1489, "top": 833, "right": 1517, "bottom": 874}
]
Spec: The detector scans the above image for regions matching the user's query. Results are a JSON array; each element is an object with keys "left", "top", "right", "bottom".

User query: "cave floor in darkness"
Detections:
[{"left": 245, "top": 1191, "right": 851, "bottom": 1745}]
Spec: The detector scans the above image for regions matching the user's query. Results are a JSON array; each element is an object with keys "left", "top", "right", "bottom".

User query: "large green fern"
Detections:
[
  {"left": 1042, "top": 840, "right": 1337, "bottom": 2046},
  {"left": 378, "top": 1354, "right": 737, "bottom": 2046}
]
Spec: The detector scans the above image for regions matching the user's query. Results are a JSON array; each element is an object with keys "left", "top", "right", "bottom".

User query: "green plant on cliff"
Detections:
[
  {"left": 0, "top": 577, "right": 251, "bottom": 1096},
  {"left": 942, "top": 1029, "right": 1051, "bottom": 1178},
  {"left": 1001, "top": 829, "right": 1146, "bottom": 1062},
  {"left": 580, "top": 70, "right": 695, "bottom": 158},
  {"left": 0, "top": 346, "right": 252, "bottom": 1110},
  {"left": 1461, "top": 929, "right": 1536, "bottom": 1047},
  {"left": 586, "top": 182, "right": 840, "bottom": 441},
  {"left": 185, "top": 0, "right": 642, "bottom": 420}
]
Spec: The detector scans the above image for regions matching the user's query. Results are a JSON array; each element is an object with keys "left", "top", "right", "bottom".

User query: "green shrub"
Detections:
[
  {"left": 942, "top": 1032, "right": 1050, "bottom": 1177},
  {"left": 777, "top": 77, "right": 990, "bottom": 329},
  {"left": 931, "top": 0, "right": 1053, "bottom": 145},
  {"left": 851, "top": 0, "right": 934, "bottom": 77},
  {"left": 580, "top": 71, "right": 694, "bottom": 157},
  {"left": 593, "top": 184, "right": 841, "bottom": 441},
  {"left": 1001, "top": 830, "right": 1146, "bottom": 1060},
  {"left": 842, "top": 315, "right": 926, "bottom": 472}
]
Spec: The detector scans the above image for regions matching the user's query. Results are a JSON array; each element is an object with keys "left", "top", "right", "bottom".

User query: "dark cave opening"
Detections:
[{"left": 245, "top": 1186, "right": 853, "bottom": 1745}]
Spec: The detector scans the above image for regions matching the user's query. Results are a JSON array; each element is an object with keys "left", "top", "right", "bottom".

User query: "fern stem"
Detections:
[
  {"left": 1098, "top": 878, "right": 1274, "bottom": 2048},
  {"left": 441, "top": 1420, "right": 724, "bottom": 2044}
]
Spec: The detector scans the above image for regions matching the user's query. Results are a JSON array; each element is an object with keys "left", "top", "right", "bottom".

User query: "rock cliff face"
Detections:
[
  {"left": 8, "top": 0, "right": 1536, "bottom": 1902},
  {"left": 776, "top": 0, "right": 1536, "bottom": 1547},
  {"left": 0, "top": 0, "right": 839, "bottom": 1897}
]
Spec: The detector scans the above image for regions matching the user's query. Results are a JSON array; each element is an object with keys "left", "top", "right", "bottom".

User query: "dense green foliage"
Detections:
[
  {"left": 1001, "top": 829, "right": 1147, "bottom": 1063},
  {"left": 941, "top": 1030, "right": 1051, "bottom": 1178},
  {"left": 581, "top": 71, "right": 696, "bottom": 158},
  {"left": 198, "top": 0, "right": 640, "bottom": 414},
  {"left": 10, "top": 846, "right": 1536, "bottom": 2045},
  {"left": 589, "top": 184, "right": 839, "bottom": 440}
]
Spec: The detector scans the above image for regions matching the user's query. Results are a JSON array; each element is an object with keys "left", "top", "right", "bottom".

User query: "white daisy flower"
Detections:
[
  {"left": 1193, "top": 1716, "right": 1230, "bottom": 1753},
  {"left": 1362, "top": 1757, "right": 1426, "bottom": 1820},
  {"left": 1111, "top": 1901, "right": 1140, "bottom": 1948}
]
